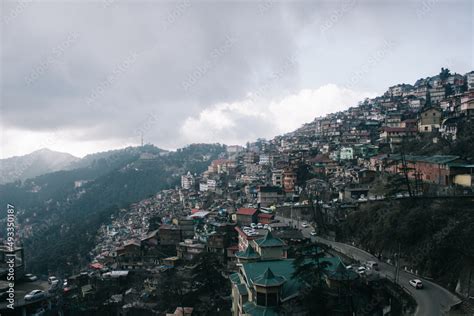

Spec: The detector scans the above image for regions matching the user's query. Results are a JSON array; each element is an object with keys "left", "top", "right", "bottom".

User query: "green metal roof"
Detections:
[
  {"left": 388, "top": 154, "right": 460, "bottom": 164},
  {"left": 447, "top": 163, "right": 474, "bottom": 168},
  {"left": 255, "top": 231, "right": 286, "bottom": 248},
  {"left": 230, "top": 273, "right": 241, "bottom": 284},
  {"left": 253, "top": 268, "right": 286, "bottom": 287},
  {"left": 242, "top": 259, "right": 300, "bottom": 300},
  {"left": 237, "top": 283, "right": 248, "bottom": 295},
  {"left": 236, "top": 244, "right": 261, "bottom": 260}
]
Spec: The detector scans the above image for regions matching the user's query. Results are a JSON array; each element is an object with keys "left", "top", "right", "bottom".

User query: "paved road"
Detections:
[{"left": 276, "top": 216, "right": 462, "bottom": 316}]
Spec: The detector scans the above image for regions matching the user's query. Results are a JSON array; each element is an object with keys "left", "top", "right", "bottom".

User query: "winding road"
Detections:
[{"left": 276, "top": 216, "right": 462, "bottom": 316}]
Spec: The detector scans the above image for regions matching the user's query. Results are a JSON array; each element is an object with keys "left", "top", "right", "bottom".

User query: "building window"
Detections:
[
  {"left": 256, "top": 292, "right": 266, "bottom": 306},
  {"left": 267, "top": 293, "right": 278, "bottom": 307}
]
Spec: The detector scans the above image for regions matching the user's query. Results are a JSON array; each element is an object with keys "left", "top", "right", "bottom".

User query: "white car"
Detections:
[
  {"left": 310, "top": 231, "right": 317, "bottom": 236},
  {"left": 24, "top": 290, "right": 45, "bottom": 301},
  {"left": 409, "top": 279, "right": 423, "bottom": 289},
  {"left": 357, "top": 266, "right": 366, "bottom": 275},
  {"left": 24, "top": 273, "right": 38, "bottom": 282},
  {"left": 48, "top": 276, "right": 58, "bottom": 284},
  {"left": 301, "top": 223, "right": 309, "bottom": 228}
]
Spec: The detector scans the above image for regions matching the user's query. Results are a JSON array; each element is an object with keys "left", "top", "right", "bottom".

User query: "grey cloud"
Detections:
[
  {"left": 1, "top": 0, "right": 472, "bottom": 156},
  {"left": 2, "top": 1, "right": 309, "bottom": 145}
]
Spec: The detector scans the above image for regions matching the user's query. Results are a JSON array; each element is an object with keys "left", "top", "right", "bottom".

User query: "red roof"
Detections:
[
  {"left": 191, "top": 208, "right": 200, "bottom": 214},
  {"left": 258, "top": 213, "right": 274, "bottom": 219},
  {"left": 89, "top": 263, "right": 103, "bottom": 270},
  {"left": 236, "top": 208, "right": 257, "bottom": 216}
]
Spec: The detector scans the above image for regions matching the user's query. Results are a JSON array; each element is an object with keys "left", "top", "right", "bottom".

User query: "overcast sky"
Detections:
[{"left": 1, "top": 0, "right": 473, "bottom": 158}]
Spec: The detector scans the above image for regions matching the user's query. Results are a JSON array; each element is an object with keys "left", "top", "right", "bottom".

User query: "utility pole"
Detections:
[
  {"left": 395, "top": 242, "right": 401, "bottom": 283},
  {"left": 400, "top": 152, "right": 413, "bottom": 197}
]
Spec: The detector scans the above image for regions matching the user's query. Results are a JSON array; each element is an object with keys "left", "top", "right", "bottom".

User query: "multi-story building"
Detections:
[
  {"left": 282, "top": 168, "right": 296, "bottom": 193},
  {"left": 271, "top": 170, "right": 283, "bottom": 187},
  {"left": 230, "top": 233, "right": 357, "bottom": 316},
  {"left": 418, "top": 107, "right": 441, "bottom": 132},
  {"left": 177, "top": 239, "right": 206, "bottom": 261},
  {"left": 258, "top": 154, "right": 270, "bottom": 165},
  {"left": 181, "top": 171, "right": 195, "bottom": 190},
  {"left": 467, "top": 71, "right": 474, "bottom": 90},
  {"left": 339, "top": 147, "right": 354, "bottom": 160},
  {"left": 257, "top": 186, "right": 284, "bottom": 207}
]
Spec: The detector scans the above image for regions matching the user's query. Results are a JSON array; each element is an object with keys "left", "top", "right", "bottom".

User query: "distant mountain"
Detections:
[{"left": 0, "top": 148, "right": 79, "bottom": 184}]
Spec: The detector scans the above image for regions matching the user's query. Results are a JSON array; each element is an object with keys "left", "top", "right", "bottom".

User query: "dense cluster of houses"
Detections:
[{"left": 71, "top": 69, "right": 474, "bottom": 315}]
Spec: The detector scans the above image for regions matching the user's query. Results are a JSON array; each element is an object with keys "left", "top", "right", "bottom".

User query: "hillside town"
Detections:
[{"left": 2, "top": 68, "right": 474, "bottom": 315}]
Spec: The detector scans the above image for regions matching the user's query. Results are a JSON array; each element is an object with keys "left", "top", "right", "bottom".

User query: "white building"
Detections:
[
  {"left": 271, "top": 170, "right": 283, "bottom": 187},
  {"left": 199, "top": 182, "right": 208, "bottom": 192},
  {"left": 259, "top": 154, "right": 271, "bottom": 165},
  {"left": 181, "top": 172, "right": 195, "bottom": 190},
  {"left": 467, "top": 71, "right": 474, "bottom": 91},
  {"left": 207, "top": 179, "right": 217, "bottom": 192},
  {"left": 340, "top": 147, "right": 354, "bottom": 160}
]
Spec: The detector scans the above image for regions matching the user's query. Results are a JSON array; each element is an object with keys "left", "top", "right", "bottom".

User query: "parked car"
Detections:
[
  {"left": 48, "top": 276, "right": 58, "bottom": 284},
  {"left": 24, "top": 273, "right": 38, "bottom": 282},
  {"left": 24, "top": 290, "right": 45, "bottom": 301},
  {"left": 301, "top": 223, "right": 309, "bottom": 228},
  {"left": 366, "top": 261, "right": 379, "bottom": 271},
  {"left": 357, "top": 266, "right": 366, "bottom": 275},
  {"left": 0, "top": 291, "right": 9, "bottom": 300},
  {"left": 310, "top": 231, "right": 317, "bottom": 236},
  {"left": 49, "top": 279, "right": 60, "bottom": 292},
  {"left": 257, "top": 223, "right": 263, "bottom": 229},
  {"left": 409, "top": 279, "right": 423, "bottom": 289}
]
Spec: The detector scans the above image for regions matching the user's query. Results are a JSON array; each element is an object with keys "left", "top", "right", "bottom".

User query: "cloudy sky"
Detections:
[{"left": 1, "top": 0, "right": 473, "bottom": 158}]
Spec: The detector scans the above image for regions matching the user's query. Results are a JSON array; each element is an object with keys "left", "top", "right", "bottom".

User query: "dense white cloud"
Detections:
[{"left": 180, "top": 84, "right": 376, "bottom": 145}]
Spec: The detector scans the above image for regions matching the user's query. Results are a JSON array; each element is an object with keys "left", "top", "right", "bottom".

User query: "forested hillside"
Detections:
[
  {"left": 0, "top": 144, "right": 225, "bottom": 274},
  {"left": 340, "top": 198, "right": 474, "bottom": 292}
]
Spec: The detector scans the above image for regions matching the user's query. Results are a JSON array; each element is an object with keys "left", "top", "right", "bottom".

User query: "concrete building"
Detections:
[
  {"left": 418, "top": 107, "right": 442, "bottom": 132},
  {"left": 181, "top": 172, "right": 195, "bottom": 190},
  {"left": 257, "top": 186, "right": 284, "bottom": 207}
]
